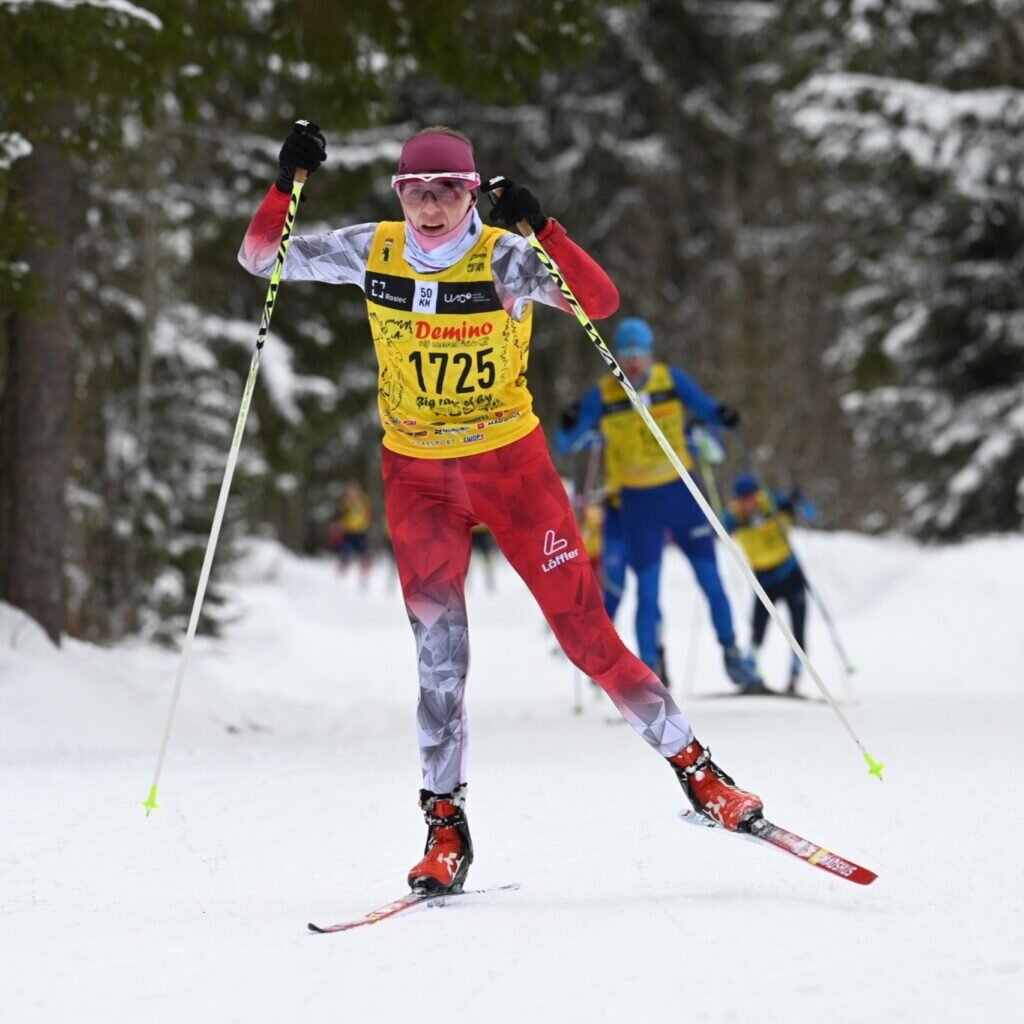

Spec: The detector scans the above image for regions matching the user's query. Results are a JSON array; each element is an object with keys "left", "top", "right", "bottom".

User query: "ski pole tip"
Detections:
[
  {"left": 142, "top": 784, "right": 160, "bottom": 815},
  {"left": 863, "top": 751, "right": 884, "bottom": 781}
]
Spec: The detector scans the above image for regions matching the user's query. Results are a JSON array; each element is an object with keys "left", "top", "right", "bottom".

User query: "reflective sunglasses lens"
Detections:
[{"left": 400, "top": 180, "right": 468, "bottom": 204}]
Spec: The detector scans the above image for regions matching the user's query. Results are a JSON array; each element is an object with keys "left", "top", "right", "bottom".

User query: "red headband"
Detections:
[{"left": 396, "top": 132, "right": 476, "bottom": 176}]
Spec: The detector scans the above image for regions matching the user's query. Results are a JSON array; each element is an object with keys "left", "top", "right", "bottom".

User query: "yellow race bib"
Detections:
[
  {"left": 340, "top": 495, "right": 372, "bottom": 534},
  {"left": 364, "top": 222, "right": 538, "bottom": 458},
  {"left": 599, "top": 363, "right": 688, "bottom": 489},
  {"left": 728, "top": 494, "right": 793, "bottom": 571}
]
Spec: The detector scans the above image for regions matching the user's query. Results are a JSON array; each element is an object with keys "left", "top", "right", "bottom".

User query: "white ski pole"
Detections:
[
  {"left": 487, "top": 179, "right": 883, "bottom": 781},
  {"left": 142, "top": 168, "right": 308, "bottom": 814}
]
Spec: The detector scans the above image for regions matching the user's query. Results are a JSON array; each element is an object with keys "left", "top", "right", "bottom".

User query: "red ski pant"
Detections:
[{"left": 383, "top": 427, "right": 693, "bottom": 794}]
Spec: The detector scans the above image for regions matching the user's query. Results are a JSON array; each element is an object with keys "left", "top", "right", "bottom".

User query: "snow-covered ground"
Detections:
[{"left": 2, "top": 529, "right": 1021, "bottom": 1023}]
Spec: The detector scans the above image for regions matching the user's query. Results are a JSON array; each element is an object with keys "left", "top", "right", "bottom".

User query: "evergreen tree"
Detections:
[
  {"left": 775, "top": 0, "right": 1024, "bottom": 537},
  {"left": 1, "top": 0, "right": 617, "bottom": 642}
]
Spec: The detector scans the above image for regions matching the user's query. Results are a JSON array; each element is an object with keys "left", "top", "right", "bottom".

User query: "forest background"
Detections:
[{"left": 2, "top": 0, "right": 1022, "bottom": 646}]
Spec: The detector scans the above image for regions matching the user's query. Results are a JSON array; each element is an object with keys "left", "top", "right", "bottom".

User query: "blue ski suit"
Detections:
[{"left": 556, "top": 363, "right": 738, "bottom": 668}]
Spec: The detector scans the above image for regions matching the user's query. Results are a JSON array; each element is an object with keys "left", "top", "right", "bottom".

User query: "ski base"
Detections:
[
  {"left": 308, "top": 882, "right": 520, "bottom": 933},
  {"left": 679, "top": 810, "right": 877, "bottom": 885},
  {"left": 691, "top": 688, "right": 858, "bottom": 707}
]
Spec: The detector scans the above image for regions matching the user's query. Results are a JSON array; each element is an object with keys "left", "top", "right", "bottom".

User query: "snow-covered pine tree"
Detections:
[
  {"left": 14, "top": 0, "right": 620, "bottom": 642},
  {"left": 776, "top": 0, "right": 1024, "bottom": 538},
  {"left": 433, "top": 0, "right": 856, "bottom": 520}
]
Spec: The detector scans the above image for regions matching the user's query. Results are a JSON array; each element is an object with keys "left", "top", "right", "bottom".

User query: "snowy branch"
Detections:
[
  {"left": 0, "top": 0, "right": 161, "bottom": 30},
  {"left": 0, "top": 132, "right": 32, "bottom": 171}
]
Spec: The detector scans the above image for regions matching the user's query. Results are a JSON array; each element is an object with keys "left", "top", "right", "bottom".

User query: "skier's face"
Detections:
[
  {"left": 738, "top": 493, "right": 759, "bottom": 515},
  {"left": 619, "top": 353, "right": 652, "bottom": 388},
  {"left": 397, "top": 178, "right": 475, "bottom": 236}
]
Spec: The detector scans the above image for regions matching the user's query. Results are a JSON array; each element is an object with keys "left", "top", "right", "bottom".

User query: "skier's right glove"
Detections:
[
  {"left": 717, "top": 403, "right": 741, "bottom": 429},
  {"left": 560, "top": 400, "right": 582, "bottom": 432},
  {"left": 276, "top": 119, "right": 327, "bottom": 193}
]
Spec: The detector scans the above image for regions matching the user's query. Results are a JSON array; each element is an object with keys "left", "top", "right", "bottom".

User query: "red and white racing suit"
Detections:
[{"left": 239, "top": 185, "right": 695, "bottom": 793}]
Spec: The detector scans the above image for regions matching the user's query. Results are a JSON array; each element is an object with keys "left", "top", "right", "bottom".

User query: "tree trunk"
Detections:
[
  {"left": 2, "top": 120, "right": 74, "bottom": 643},
  {"left": 120, "top": 122, "right": 162, "bottom": 636}
]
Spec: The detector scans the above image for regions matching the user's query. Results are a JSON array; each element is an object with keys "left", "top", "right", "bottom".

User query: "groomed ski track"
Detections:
[{"left": 1, "top": 529, "right": 1020, "bottom": 1023}]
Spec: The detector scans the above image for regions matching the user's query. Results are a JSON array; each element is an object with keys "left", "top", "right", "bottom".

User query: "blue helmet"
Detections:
[
  {"left": 733, "top": 472, "right": 759, "bottom": 497},
  {"left": 613, "top": 317, "right": 654, "bottom": 356}
]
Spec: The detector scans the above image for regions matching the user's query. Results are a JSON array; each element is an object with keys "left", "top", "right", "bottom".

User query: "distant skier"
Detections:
[
  {"left": 556, "top": 317, "right": 762, "bottom": 691},
  {"left": 578, "top": 500, "right": 605, "bottom": 576},
  {"left": 330, "top": 481, "right": 374, "bottom": 588},
  {"left": 724, "top": 473, "right": 816, "bottom": 694},
  {"left": 239, "top": 121, "right": 767, "bottom": 897},
  {"left": 561, "top": 430, "right": 669, "bottom": 681}
]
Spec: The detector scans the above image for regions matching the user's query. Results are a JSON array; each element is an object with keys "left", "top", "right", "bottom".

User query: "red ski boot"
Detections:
[
  {"left": 668, "top": 740, "right": 763, "bottom": 832},
  {"left": 407, "top": 785, "right": 474, "bottom": 894}
]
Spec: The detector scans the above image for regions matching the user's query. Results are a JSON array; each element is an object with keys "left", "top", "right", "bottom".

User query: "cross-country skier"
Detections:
[
  {"left": 239, "top": 121, "right": 767, "bottom": 895},
  {"left": 556, "top": 317, "right": 763, "bottom": 691},
  {"left": 329, "top": 480, "right": 374, "bottom": 588},
  {"left": 723, "top": 473, "right": 816, "bottom": 694},
  {"left": 559, "top": 427, "right": 669, "bottom": 681}
]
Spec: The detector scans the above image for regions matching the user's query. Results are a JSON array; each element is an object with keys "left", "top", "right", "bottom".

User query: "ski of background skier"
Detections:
[
  {"left": 679, "top": 810, "right": 877, "bottom": 885},
  {"left": 308, "top": 882, "right": 521, "bottom": 933},
  {"left": 687, "top": 688, "right": 859, "bottom": 706}
]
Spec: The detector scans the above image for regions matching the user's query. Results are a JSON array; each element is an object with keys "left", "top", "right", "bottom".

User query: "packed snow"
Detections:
[{"left": 2, "top": 528, "right": 1021, "bottom": 1022}]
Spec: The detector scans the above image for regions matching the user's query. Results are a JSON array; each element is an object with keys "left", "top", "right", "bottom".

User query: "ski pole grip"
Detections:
[
  {"left": 483, "top": 183, "right": 534, "bottom": 238},
  {"left": 294, "top": 168, "right": 308, "bottom": 185}
]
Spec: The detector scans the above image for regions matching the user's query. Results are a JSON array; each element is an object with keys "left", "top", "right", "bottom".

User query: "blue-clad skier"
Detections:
[{"left": 556, "top": 317, "right": 762, "bottom": 690}]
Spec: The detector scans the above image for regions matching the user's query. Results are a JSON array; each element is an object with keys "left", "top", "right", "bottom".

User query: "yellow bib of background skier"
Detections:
[
  {"left": 728, "top": 493, "right": 793, "bottom": 571},
  {"left": 364, "top": 222, "right": 537, "bottom": 458},
  {"left": 340, "top": 495, "right": 372, "bottom": 534},
  {"left": 598, "top": 363, "right": 689, "bottom": 489}
]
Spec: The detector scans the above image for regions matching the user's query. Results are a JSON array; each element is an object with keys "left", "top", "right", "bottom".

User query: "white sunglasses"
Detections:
[{"left": 391, "top": 171, "right": 481, "bottom": 188}]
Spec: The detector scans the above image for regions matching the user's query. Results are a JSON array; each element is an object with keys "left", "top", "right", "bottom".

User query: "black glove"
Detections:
[
  {"left": 276, "top": 119, "right": 327, "bottom": 193},
  {"left": 717, "top": 403, "right": 741, "bottom": 429},
  {"left": 560, "top": 401, "right": 581, "bottom": 433},
  {"left": 482, "top": 176, "right": 548, "bottom": 234}
]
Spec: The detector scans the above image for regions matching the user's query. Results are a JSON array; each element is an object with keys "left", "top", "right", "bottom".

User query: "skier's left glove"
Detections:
[
  {"left": 717, "top": 403, "right": 741, "bottom": 429},
  {"left": 483, "top": 177, "right": 548, "bottom": 234}
]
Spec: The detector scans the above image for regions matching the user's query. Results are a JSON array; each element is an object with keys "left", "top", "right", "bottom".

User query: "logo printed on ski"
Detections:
[{"left": 678, "top": 810, "right": 877, "bottom": 886}]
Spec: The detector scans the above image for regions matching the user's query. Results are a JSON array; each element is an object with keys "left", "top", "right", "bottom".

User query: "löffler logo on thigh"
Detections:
[{"left": 541, "top": 530, "right": 579, "bottom": 573}]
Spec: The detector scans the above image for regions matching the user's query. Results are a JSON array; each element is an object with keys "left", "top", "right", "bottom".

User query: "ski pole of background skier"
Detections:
[
  {"left": 568, "top": 433, "right": 603, "bottom": 714},
  {"left": 485, "top": 177, "right": 883, "bottom": 780},
  {"left": 142, "top": 167, "right": 308, "bottom": 815},
  {"left": 735, "top": 428, "right": 857, "bottom": 680}
]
